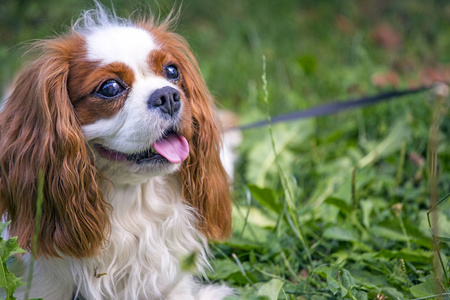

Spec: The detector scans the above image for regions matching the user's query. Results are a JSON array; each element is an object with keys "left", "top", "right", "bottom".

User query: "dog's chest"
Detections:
[{"left": 71, "top": 179, "right": 208, "bottom": 299}]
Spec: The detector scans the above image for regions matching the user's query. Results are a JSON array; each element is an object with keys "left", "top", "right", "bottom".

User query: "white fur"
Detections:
[
  {"left": 220, "top": 129, "right": 242, "bottom": 180},
  {"left": 86, "top": 26, "right": 158, "bottom": 76},
  {"left": 8, "top": 6, "right": 232, "bottom": 300}
]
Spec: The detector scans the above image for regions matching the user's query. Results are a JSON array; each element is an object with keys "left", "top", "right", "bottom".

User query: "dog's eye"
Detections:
[
  {"left": 164, "top": 65, "right": 180, "bottom": 81},
  {"left": 97, "top": 80, "right": 125, "bottom": 98}
]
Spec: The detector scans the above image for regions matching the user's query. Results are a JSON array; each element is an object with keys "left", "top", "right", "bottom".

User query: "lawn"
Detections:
[{"left": 1, "top": 0, "right": 450, "bottom": 299}]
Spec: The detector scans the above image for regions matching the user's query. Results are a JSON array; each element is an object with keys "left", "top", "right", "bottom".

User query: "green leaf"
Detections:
[
  {"left": 0, "top": 237, "right": 26, "bottom": 261},
  {"left": 375, "top": 248, "right": 433, "bottom": 263},
  {"left": 358, "top": 120, "right": 411, "bottom": 168},
  {"left": 350, "top": 269, "right": 389, "bottom": 287},
  {"left": 296, "top": 54, "right": 317, "bottom": 75},
  {"left": 315, "top": 266, "right": 358, "bottom": 297},
  {"left": 360, "top": 199, "right": 374, "bottom": 229},
  {"left": 370, "top": 225, "right": 407, "bottom": 242},
  {"left": 0, "top": 228, "right": 27, "bottom": 300},
  {"left": 352, "top": 289, "right": 368, "bottom": 300},
  {"left": 340, "top": 269, "right": 356, "bottom": 290},
  {"left": 207, "top": 259, "right": 241, "bottom": 280},
  {"left": 325, "top": 197, "right": 353, "bottom": 215},
  {"left": 339, "top": 269, "right": 356, "bottom": 298},
  {"left": 327, "top": 273, "right": 341, "bottom": 295},
  {"left": 323, "top": 226, "right": 358, "bottom": 242},
  {"left": 225, "top": 236, "right": 264, "bottom": 251},
  {"left": 316, "top": 266, "right": 340, "bottom": 295},
  {"left": 380, "top": 287, "right": 406, "bottom": 300},
  {"left": 247, "top": 184, "right": 281, "bottom": 213},
  {"left": 256, "top": 279, "right": 284, "bottom": 300},
  {"left": 410, "top": 276, "right": 438, "bottom": 298},
  {"left": 0, "top": 222, "right": 10, "bottom": 235},
  {"left": 245, "top": 121, "right": 313, "bottom": 186}
]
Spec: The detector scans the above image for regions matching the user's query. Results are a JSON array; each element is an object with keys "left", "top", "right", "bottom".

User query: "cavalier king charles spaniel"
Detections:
[{"left": 0, "top": 4, "right": 232, "bottom": 300}]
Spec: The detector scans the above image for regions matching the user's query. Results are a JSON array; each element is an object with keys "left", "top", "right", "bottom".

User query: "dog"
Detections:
[{"left": 0, "top": 4, "right": 233, "bottom": 300}]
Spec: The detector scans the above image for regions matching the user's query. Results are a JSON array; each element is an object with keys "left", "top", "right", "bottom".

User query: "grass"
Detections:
[{"left": 1, "top": 0, "right": 450, "bottom": 299}]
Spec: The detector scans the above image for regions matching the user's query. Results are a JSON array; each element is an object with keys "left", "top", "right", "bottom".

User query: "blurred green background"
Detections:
[
  {"left": 2, "top": 0, "right": 450, "bottom": 114},
  {"left": 2, "top": 1, "right": 450, "bottom": 299}
]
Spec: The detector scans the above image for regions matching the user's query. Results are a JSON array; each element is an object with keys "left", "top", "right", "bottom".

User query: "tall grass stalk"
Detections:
[
  {"left": 351, "top": 165, "right": 358, "bottom": 210},
  {"left": 24, "top": 170, "right": 44, "bottom": 300},
  {"left": 232, "top": 253, "right": 256, "bottom": 289},
  {"left": 261, "top": 55, "right": 312, "bottom": 266},
  {"left": 394, "top": 141, "right": 407, "bottom": 191},
  {"left": 427, "top": 85, "right": 448, "bottom": 294},
  {"left": 239, "top": 188, "right": 252, "bottom": 238},
  {"left": 393, "top": 203, "right": 411, "bottom": 249}
]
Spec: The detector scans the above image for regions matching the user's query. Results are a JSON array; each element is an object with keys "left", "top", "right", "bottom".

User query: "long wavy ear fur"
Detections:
[
  {"left": 180, "top": 54, "right": 232, "bottom": 240},
  {"left": 0, "top": 38, "right": 111, "bottom": 258},
  {"left": 149, "top": 26, "right": 232, "bottom": 240}
]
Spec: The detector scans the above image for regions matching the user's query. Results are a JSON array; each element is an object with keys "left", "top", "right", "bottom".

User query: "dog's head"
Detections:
[{"left": 0, "top": 6, "right": 231, "bottom": 258}]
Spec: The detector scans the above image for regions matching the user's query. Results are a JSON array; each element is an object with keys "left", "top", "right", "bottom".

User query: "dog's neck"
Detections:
[{"left": 106, "top": 175, "right": 184, "bottom": 215}]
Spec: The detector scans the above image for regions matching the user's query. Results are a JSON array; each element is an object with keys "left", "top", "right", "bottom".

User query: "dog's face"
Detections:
[
  {"left": 0, "top": 17, "right": 232, "bottom": 258},
  {"left": 68, "top": 25, "right": 194, "bottom": 183}
]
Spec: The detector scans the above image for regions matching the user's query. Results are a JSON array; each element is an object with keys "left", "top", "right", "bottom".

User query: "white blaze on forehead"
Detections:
[{"left": 86, "top": 26, "right": 158, "bottom": 72}]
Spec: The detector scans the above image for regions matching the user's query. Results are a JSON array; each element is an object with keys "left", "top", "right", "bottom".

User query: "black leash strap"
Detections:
[{"left": 237, "top": 86, "right": 430, "bottom": 131}]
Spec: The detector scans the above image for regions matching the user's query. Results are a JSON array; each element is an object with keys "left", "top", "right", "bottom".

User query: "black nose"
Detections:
[{"left": 148, "top": 86, "right": 181, "bottom": 116}]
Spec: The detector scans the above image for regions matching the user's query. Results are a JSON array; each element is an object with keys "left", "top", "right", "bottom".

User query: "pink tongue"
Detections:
[{"left": 153, "top": 133, "right": 189, "bottom": 164}]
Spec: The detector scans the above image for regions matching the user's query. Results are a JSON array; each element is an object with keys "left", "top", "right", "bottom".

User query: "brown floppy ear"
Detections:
[
  {"left": 0, "top": 39, "right": 110, "bottom": 258},
  {"left": 167, "top": 36, "right": 232, "bottom": 240}
]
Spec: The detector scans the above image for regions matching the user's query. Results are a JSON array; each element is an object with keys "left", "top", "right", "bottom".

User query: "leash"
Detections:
[{"left": 235, "top": 85, "right": 432, "bottom": 131}]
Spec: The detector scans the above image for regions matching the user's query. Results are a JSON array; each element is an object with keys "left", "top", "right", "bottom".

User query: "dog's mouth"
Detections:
[{"left": 94, "top": 130, "right": 189, "bottom": 165}]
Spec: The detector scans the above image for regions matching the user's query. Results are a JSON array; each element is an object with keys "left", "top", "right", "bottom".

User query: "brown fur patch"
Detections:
[
  {"left": 0, "top": 33, "right": 111, "bottom": 258},
  {"left": 69, "top": 55, "right": 135, "bottom": 125},
  {"left": 147, "top": 49, "right": 178, "bottom": 81}
]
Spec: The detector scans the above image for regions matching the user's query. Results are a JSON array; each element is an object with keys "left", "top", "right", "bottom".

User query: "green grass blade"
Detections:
[{"left": 24, "top": 170, "right": 44, "bottom": 300}]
